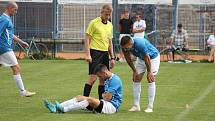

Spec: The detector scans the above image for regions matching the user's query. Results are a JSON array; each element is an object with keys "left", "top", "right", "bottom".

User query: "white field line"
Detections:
[{"left": 173, "top": 80, "right": 215, "bottom": 121}]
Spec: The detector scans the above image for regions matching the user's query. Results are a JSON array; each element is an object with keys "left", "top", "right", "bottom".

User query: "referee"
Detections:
[{"left": 83, "top": 4, "right": 115, "bottom": 102}]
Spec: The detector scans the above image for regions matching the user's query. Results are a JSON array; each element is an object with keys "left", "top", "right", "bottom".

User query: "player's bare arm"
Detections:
[
  {"left": 143, "top": 54, "right": 155, "bottom": 83},
  {"left": 132, "top": 28, "right": 138, "bottom": 33},
  {"left": 123, "top": 51, "right": 135, "bottom": 71},
  {"left": 85, "top": 33, "right": 92, "bottom": 63},
  {"left": 12, "top": 34, "right": 29, "bottom": 48},
  {"left": 137, "top": 28, "right": 145, "bottom": 33},
  {"left": 108, "top": 39, "right": 115, "bottom": 69},
  {"left": 123, "top": 51, "right": 139, "bottom": 81}
]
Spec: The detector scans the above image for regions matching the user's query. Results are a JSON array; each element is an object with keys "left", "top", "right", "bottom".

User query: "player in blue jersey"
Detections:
[
  {"left": 44, "top": 64, "right": 122, "bottom": 114},
  {"left": 120, "top": 36, "right": 160, "bottom": 113},
  {"left": 0, "top": 2, "right": 35, "bottom": 97}
]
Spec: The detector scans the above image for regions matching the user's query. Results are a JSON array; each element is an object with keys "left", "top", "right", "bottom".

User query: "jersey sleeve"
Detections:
[
  {"left": 86, "top": 20, "right": 94, "bottom": 36},
  {"left": 0, "top": 19, "right": 8, "bottom": 36}
]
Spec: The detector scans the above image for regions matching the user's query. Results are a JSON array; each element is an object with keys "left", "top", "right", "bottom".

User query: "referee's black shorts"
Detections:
[{"left": 89, "top": 49, "right": 109, "bottom": 75}]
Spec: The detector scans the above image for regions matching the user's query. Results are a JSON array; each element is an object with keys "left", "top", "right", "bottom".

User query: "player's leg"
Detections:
[
  {"left": 129, "top": 57, "right": 145, "bottom": 112},
  {"left": 167, "top": 51, "right": 173, "bottom": 62},
  {"left": 1, "top": 51, "right": 35, "bottom": 97},
  {"left": 83, "top": 75, "right": 97, "bottom": 111},
  {"left": 182, "top": 48, "right": 192, "bottom": 63},
  {"left": 145, "top": 54, "right": 160, "bottom": 113},
  {"left": 166, "top": 45, "right": 176, "bottom": 62},
  {"left": 208, "top": 46, "right": 215, "bottom": 62},
  {"left": 83, "top": 49, "right": 100, "bottom": 97},
  {"left": 76, "top": 96, "right": 117, "bottom": 114},
  {"left": 55, "top": 95, "right": 100, "bottom": 113}
]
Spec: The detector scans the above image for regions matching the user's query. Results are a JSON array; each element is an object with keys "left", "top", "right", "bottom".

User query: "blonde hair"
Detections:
[
  {"left": 6, "top": 1, "right": 17, "bottom": 9},
  {"left": 101, "top": 4, "right": 112, "bottom": 13}
]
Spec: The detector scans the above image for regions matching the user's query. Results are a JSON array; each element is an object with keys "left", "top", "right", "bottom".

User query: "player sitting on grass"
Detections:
[{"left": 44, "top": 64, "right": 122, "bottom": 114}]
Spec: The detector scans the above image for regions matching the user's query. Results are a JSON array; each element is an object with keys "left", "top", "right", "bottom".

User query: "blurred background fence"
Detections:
[{"left": 0, "top": 0, "right": 214, "bottom": 54}]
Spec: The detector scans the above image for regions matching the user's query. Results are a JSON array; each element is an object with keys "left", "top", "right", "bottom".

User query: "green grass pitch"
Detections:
[{"left": 1, "top": 60, "right": 215, "bottom": 121}]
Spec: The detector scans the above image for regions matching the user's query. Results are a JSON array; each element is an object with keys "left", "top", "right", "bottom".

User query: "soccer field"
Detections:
[{"left": 0, "top": 60, "right": 215, "bottom": 121}]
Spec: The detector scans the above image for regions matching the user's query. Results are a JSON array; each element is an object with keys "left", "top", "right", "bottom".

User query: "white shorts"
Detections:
[
  {"left": 0, "top": 51, "right": 18, "bottom": 67},
  {"left": 119, "top": 34, "right": 131, "bottom": 43},
  {"left": 135, "top": 55, "right": 160, "bottom": 75},
  {"left": 101, "top": 100, "right": 117, "bottom": 114}
]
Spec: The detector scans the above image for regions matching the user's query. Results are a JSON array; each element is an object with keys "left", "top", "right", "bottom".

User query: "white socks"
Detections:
[
  {"left": 133, "top": 82, "right": 141, "bottom": 108},
  {"left": 133, "top": 82, "right": 156, "bottom": 109},
  {"left": 62, "top": 98, "right": 89, "bottom": 112},
  {"left": 13, "top": 74, "right": 25, "bottom": 93},
  {"left": 61, "top": 98, "right": 77, "bottom": 107},
  {"left": 148, "top": 82, "right": 156, "bottom": 109}
]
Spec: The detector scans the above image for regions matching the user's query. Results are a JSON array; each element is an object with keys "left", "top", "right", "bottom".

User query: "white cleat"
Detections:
[
  {"left": 129, "top": 105, "right": 141, "bottom": 112},
  {"left": 21, "top": 90, "right": 36, "bottom": 97},
  {"left": 144, "top": 108, "right": 153, "bottom": 113}
]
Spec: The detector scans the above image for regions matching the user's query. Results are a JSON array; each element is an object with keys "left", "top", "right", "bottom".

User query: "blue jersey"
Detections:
[
  {"left": 0, "top": 13, "right": 13, "bottom": 55},
  {"left": 104, "top": 74, "right": 122, "bottom": 111},
  {"left": 130, "top": 37, "right": 159, "bottom": 59}
]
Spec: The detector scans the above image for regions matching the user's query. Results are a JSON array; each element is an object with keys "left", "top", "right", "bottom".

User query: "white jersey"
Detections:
[
  {"left": 133, "top": 20, "right": 146, "bottom": 38},
  {"left": 207, "top": 35, "right": 215, "bottom": 46}
]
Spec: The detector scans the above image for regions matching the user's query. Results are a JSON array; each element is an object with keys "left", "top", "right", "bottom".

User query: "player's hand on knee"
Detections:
[
  {"left": 147, "top": 72, "right": 155, "bottom": 83},
  {"left": 132, "top": 71, "right": 139, "bottom": 81}
]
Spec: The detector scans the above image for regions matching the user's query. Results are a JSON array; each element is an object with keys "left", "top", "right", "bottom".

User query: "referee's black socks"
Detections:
[
  {"left": 83, "top": 83, "right": 92, "bottom": 97},
  {"left": 83, "top": 83, "right": 94, "bottom": 111}
]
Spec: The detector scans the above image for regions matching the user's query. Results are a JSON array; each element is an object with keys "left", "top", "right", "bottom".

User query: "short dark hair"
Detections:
[
  {"left": 136, "top": 11, "right": 142, "bottom": 17},
  {"left": 177, "top": 24, "right": 182, "bottom": 28},
  {"left": 94, "top": 64, "right": 108, "bottom": 74},
  {"left": 120, "top": 36, "right": 131, "bottom": 46}
]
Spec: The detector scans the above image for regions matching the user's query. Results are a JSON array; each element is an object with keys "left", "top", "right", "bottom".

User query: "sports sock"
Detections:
[
  {"left": 61, "top": 98, "right": 77, "bottom": 107},
  {"left": 64, "top": 99, "right": 89, "bottom": 112},
  {"left": 13, "top": 74, "right": 25, "bottom": 93},
  {"left": 98, "top": 85, "right": 104, "bottom": 100},
  {"left": 83, "top": 84, "right": 93, "bottom": 111},
  {"left": 83, "top": 84, "right": 92, "bottom": 96},
  {"left": 148, "top": 82, "right": 156, "bottom": 109},
  {"left": 133, "top": 82, "right": 141, "bottom": 107}
]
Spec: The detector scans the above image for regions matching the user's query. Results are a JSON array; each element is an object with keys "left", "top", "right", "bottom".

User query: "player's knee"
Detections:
[
  {"left": 11, "top": 65, "right": 21, "bottom": 74},
  {"left": 86, "top": 97, "right": 93, "bottom": 104}
]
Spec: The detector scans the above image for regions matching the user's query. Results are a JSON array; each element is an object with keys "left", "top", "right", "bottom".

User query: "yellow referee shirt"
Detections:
[{"left": 86, "top": 17, "right": 113, "bottom": 51}]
